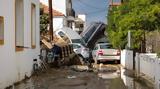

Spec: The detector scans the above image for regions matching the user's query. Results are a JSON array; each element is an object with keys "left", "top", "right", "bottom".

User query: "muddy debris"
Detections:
[
  {"left": 12, "top": 64, "right": 154, "bottom": 89},
  {"left": 67, "top": 75, "right": 77, "bottom": 79},
  {"left": 70, "top": 65, "right": 93, "bottom": 72}
]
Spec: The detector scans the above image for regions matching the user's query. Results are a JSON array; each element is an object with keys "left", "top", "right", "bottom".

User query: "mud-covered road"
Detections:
[{"left": 13, "top": 64, "right": 153, "bottom": 89}]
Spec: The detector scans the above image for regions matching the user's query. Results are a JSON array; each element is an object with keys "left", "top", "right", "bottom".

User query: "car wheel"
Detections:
[
  {"left": 116, "top": 60, "right": 120, "bottom": 64},
  {"left": 97, "top": 60, "right": 100, "bottom": 64}
]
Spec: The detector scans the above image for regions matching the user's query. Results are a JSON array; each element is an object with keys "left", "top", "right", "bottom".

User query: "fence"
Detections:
[
  {"left": 135, "top": 53, "right": 160, "bottom": 89},
  {"left": 121, "top": 50, "right": 133, "bottom": 70}
]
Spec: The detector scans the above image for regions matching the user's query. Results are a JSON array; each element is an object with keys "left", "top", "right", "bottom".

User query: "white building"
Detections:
[
  {"left": 40, "top": 3, "right": 66, "bottom": 31},
  {"left": 52, "top": 0, "right": 76, "bottom": 29},
  {"left": 40, "top": 0, "right": 78, "bottom": 31},
  {"left": 40, "top": 0, "right": 70, "bottom": 13},
  {"left": 53, "top": 13, "right": 66, "bottom": 31},
  {"left": 78, "top": 14, "right": 86, "bottom": 23},
  {"left": 0, "top": 0, "right": 40, "bottom": 88},
  {"left": 52, "top": 0, "right": 67, "bottom": 16},
  {"left": 73, "top": 14, "right": 86, "bottom": 34}
]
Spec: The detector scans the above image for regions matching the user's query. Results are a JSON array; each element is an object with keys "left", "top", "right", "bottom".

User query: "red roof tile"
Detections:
[
  {"left": 109, "top": 2, "right": 121, "bottom": 6},
  {"left": 41, "top": 3, "right": 64, "bottom": 16}
]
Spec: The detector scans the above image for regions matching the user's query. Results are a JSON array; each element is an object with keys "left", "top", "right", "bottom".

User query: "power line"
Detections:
[
  {"left": 77, "top": 0, "right": 106, "bottom": 10},
  {"left": 72, "top": 0, "right": 88, "bottom": 14},
  {"left": 88, "top": 12, "right": 106, "bottom": 19},
  {"left": 73, "top": 2, "right": 106, "bottom": 15},
  {"left": 86, "top": 9, "right": 106, "bottom": 15}
]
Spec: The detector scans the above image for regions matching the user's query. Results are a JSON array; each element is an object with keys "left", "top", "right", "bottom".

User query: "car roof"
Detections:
[
  {"left": 56, "top": 27, "right": 82, "bottom": 39},
  {"left": 97, "top": 43, "right": 111, "bottom": 45}
]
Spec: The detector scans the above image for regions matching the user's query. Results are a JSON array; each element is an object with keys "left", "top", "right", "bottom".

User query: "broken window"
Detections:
[{"left": 58, "top": 31, "right": 70, "bottom": 43}]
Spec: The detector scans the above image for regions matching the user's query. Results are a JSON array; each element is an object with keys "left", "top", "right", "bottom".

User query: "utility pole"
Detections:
[
  {"left": 111, "top": 0, "right": 113, "bottom": 5},
  {"left": 141, "top": 30, "right": 146, "bottom": 53},
  {"left": 49, "top": 0, "right": 53, "bottom": 40},
  {"left": 143, "top": 31, "right": 146, "bottom": 53},
  {"left": 121, "top": 0, "right": 124, "bottom": 3},
  {"left": 127, "top": 30, "right": 131, "bottom": 49}
]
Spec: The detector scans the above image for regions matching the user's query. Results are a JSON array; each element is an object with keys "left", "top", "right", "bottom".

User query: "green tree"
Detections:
[
  {"left": 40, "top": 13, "right": 49, "bottom": 35},
  {"left": 107, "top": 0, "right": 160, "bottom": 51}
]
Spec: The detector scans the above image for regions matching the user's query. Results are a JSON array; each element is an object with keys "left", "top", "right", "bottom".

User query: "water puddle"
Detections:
[
  {"left": 97, "top": 64, "right": 120, "bottom": 79},
  {"left": 97, "top": 65, "right": 154, "bottom": 89},
  {"left": 121, "top": 67, "right": 154, "bottom": 89},
  {"left": 98, "top": 72, "right": 119, "bottom": 79}
]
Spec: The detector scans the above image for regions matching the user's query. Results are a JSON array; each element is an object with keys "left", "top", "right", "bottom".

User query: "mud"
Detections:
[
  {"left": 13, "top": 65, "right": 154, "bottom": 89},
  {"left": 14, "top": 67, "right": 106, "bottom": 89}
]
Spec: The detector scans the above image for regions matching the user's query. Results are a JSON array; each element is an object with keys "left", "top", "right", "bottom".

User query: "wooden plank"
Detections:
[{"left": 41, "top": 39, "right": 53, "bottom": 49}]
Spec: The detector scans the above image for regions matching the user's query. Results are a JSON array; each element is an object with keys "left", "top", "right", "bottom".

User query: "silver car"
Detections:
[
  {"left": 71, "top": 43, "right": 90, "bottom": 62},
  {"left": 92, "top": 43, "right": 120, "bottom": 64}
]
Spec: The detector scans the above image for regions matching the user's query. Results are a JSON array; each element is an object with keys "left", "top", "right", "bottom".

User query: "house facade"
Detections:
[
  {"left": 0, "top": 0, "right": 40, "bottom": 88},
  {"left": 40, "top": 0, "right": 76, "bottom": 31},
  {"left": 109, "top": 0, "right": 122, "bottom": 10},
  {"left": 74, "top": 14, "right": 86, "bottom": 34},
  {"left": 53, "top": 14, "right": 66, "bottom": 31},
  {"left": 40, "top": 3, "right": 66, "bottom": 31}
]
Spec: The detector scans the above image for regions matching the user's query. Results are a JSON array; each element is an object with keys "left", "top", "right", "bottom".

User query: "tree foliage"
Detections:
[
  {"left": 40, "top": 13, "right": 49, "bottom": 34},
  {"left": 107, "top": 0, "right": 160, "bottom": 50}
]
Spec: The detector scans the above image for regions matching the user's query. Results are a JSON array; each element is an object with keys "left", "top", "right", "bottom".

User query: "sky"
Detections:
[
  {"left": 40, "top": 0, "right": 121, "bottom": 25},
  {"left": 72, "top": 0, "right": 109, "bottom": 25}
]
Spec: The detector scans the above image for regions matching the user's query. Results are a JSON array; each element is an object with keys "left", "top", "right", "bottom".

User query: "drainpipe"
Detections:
[
  {"left": 121, "top": 0, "right": 124, "bottom": 3},
  {"left": 49, "top": 0, "right": 53, "bottom": 40}
]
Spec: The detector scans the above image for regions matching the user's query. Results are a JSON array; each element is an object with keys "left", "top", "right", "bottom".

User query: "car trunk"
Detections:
[{"left": 99, "top": 49, "right": 120, "bottom": 56}]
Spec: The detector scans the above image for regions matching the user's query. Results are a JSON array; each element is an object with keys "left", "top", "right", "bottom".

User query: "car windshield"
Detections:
[
  {"left": 71, "top": 39, "right": 85, "bottom": 45},
  {"left": 100, "top": 44, "right": 112, "bottom": 49},
  {"left": 72, "top": 44, "right": 81, "bottom": 49}
]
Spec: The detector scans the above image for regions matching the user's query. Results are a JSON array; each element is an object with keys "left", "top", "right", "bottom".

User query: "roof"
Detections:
[
  {"left": 40, "top": 3, "right": 64, "bottom": 16},
  {"left": 109, "top": 2, "right": 121, "bottom": 6}
]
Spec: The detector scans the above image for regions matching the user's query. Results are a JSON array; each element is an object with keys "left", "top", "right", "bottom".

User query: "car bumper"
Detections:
[{"left": 96, "top": 56, "right": 120, "bottom": 61}]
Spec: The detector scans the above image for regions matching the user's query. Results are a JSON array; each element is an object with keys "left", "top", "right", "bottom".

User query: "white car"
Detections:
[
  {"left": 71, "top": 43, "right": 90, "bottom": 61},
  {"left": 54, "top": 27, "right": 85, "bottom": 45},
  {"left": 92, "top": 43, "right": 120, "bottom": 64}
]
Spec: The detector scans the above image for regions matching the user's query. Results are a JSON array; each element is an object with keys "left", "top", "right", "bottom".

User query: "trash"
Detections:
[
  {"left": 70, "top": 65, "right": 89, "bottom": 72},
  {"left": 98, "top": 72, "right": 119, "bottom": 79},
  {"left": 67, "top": 75, "right": 77, "bottom": 79},
  {"left": 77, "top": 65, "right": 89, "bottom": 70},
  {"left": 41, "top": 39, "right": 53, "bottom": 49}
]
